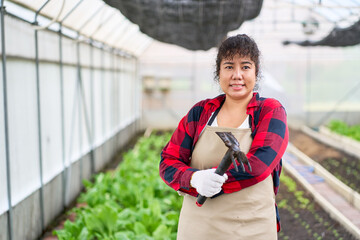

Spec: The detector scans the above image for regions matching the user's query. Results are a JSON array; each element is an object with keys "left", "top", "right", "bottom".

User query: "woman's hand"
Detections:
[{"left": 190, "top": 169, "right": 228, "bottom": 197}]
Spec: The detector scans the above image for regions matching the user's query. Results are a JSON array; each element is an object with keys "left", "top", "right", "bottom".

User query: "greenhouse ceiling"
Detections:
[{"left": 6, "top": 0, "right": 360, "bottom": 54}]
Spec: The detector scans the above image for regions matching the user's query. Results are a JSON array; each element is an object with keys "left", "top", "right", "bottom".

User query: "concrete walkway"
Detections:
[{"left": 284, "top": 149, "right": 360, "bottom": 239}]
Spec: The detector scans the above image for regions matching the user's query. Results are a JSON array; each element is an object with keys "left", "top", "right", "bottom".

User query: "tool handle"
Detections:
[
  {"left": 196, "top": 195, "right": 207, "bottom": 207},
  {"left": 195, "top": 149, "right": 232, "bottom": 207}
]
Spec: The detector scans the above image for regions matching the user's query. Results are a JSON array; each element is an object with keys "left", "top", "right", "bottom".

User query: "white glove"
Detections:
[{"left": 190, "top": 169, "right": 228, "bottom": 198}]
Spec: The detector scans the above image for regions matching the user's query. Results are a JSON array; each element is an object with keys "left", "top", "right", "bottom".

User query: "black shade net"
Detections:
[
  {"left": 103, "top": 0, "right": 263, "bottom": 50},
  {"left": 283, "top": 18, "right": 360, "bottom": 47}
]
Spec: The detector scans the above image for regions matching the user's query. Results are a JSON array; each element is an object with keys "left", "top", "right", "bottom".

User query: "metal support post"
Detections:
[
  {"left": 58, "top": 24, "right": 66, "bottom": 211},
  {"left": 65, "top": 66, "right": 80, "bottom": 206},
  {"left": 136, "top": 57, "right": 142, "bottom": 132},
  {"left": 132, "top": 58, "right": 136, "bottom": 127},
  {"left": 61, "top": 6, "right": 100, "bottom": 204},
  {"left": 76, "top": 33, "right": 95, "bottom": 181},
  {"left": 76, "top": 35, "right": 83, "bottom": 183},
  {"left": 89, "top": 39, "right": 95, "bottom": 175},
  {"left": 1, "top": 2, "right": 13, "bottom": 240},
  {"left": 114, "top": 52, "right": 119, "bottom": 148},
  {"left": 75, "top": 6, "right": 98, "bottom": 175},
  {"left": 33, "top": 0, "right": 54, "bottom": 231},
  {"left": 117, "top": 53, "right": 121, "bottom": 132},
  {"left": 77, "top": 36, "right": 94, "bottom": 180},
  {"left": 119, "top": 55, "right": 123, "bottom": 129},
  {"left": 135, "top": 58, "right": 140, "bottom": 129},
  {"left": 306, "top": 45, "right": 311, "bottom": 126},
  {"left": 34, "top": 26, "right": 45, "bottom": 234},
  {"left": 101, "top": 45, "right": 106, "bottom": 160},
  {"left": 111, "top": 49, "right": 116, "bottom": 153}
]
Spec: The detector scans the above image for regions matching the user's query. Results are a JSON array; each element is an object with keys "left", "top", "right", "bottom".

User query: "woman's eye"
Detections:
[
  {"left": 225, "top": 66, "right": 233, "bottom": 69},
  {"left": 243, "top": 65, "right": 250, "bottom": 70}
]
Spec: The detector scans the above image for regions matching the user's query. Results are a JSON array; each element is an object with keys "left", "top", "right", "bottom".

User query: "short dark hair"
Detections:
[{"left": 215, "top": 34, "right": 261, "bottom": 81}]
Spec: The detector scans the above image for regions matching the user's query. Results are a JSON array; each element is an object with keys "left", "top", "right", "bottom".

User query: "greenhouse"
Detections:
[{"left": 0, "top": 0, "right": 360, "bottom": 239}]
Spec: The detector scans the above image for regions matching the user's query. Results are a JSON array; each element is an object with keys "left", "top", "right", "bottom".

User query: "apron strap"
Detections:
[{"left": 207, "top": 100, "right": 225, "bottom": 126}]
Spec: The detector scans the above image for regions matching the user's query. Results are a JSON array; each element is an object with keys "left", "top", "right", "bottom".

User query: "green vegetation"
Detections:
[
  {"left": 279, "top": 174, "right": 310, "bottom": 210},
  {"left": 53, "top": 132, "right": 182, "bottom": 240},
  {"left": 279, "top": 173, "right": 335, "bottom": 239},
  {"left": 328, "top": 120, "right": 360, "bottom": 142},
  {"left": 321, "top": 157, "right": 360, "bottom": 193}
]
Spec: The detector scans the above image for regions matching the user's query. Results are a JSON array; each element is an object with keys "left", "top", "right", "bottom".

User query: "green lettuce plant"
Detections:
[
  {"left": 54, "top": 132, "right": 180, "bottom": 240},
  {"left": 328, "top": 120, "right": 360, "bottom": 142}
]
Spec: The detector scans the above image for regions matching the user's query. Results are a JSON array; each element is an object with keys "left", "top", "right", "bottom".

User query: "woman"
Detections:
[{"left": 159, "top": 34, "right": 288, "bottom": 239}]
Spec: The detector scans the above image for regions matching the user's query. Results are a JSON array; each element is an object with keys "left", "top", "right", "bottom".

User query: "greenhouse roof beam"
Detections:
[
  {"left": 59, "top": 0, "right": 84, "bottom": 24},
  {"left": 78, "top": 3, "right": 106, "bottom": 32}
]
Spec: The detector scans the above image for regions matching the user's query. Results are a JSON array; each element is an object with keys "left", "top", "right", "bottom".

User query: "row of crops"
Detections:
[
  {"left": 324, "top": 120, "right": 360, "bottom": 193},
  {"left": 54, "top": 132, "right": 181, "bottom": 239},
  {"left": 277, "top": 174, "right": 355, "bottom": 240},
  {"left": 328, "top": 120, "right": 360, "bottom": 142}
]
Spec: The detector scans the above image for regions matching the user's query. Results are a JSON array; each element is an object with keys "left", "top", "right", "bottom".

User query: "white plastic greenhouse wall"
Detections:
[
  {"left": 1, "top": 0, "right": 360, "bottom": 239},
  {"left": 0, "top": 1, "right": 147, "bottom": 239}
]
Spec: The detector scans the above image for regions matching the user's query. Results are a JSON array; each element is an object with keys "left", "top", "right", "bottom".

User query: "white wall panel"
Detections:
[
  {"left": 63, "top": 66, "right": 80, "bottom": 164},
  {"left": 0, "top": 62, "right": 9, "bottom": 215},
  {"left": 92, "top": 69, "right": 103, "bottom": 147},
  {"left": 103, "top": 51, "right": 112, "bottom": 72},
  {"left": 79, "top": 43, "right": 91, "bottom": 67},
  {"left": 62, "top": 37, "right": 77, "bottom": 66},
  {"left": 1, "top": 5, "right": 142, "bottom": 238},
  {"left": 39, "top": 63, "right": 63, "bottom": 183},
  {"left": 110, "top": 55, "right": 118, "bottom": 131},
  {"left": 124, "top": 71, "right": 132, "bottom": 124},
  {"left": 78, "top": 68, "right": 92, "bottom": 154},
  {"left": 38, "top": 30, "right": 60, "bottom": 62},
  {"left": 5, "top": 16, "right": 35, "bottom": 59},
  {"left": 92, "top": 47, "right": 103, "bottom": 69},
  {"left": 118, "top": 58, "right": 123, "bottom": 125},
  {"left": 114, "top": 56, "right": 121, "bottom": 129},
  {"left": 7, "top": 60, "right": 40, "bottom": 206},
  {"left": 119, "top": 68, "right": 126, "bottom": 125},
  {"left": 111, "top": 60, "right": 121, "bottom": 132},
  {"left": 103, "top": 70, "right": 112, "bottom": 139}
]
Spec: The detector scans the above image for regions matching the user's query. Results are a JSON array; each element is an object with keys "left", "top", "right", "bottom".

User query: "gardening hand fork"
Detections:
[{"left": 196, "top": 132, "right": 252, "bottom": 207}]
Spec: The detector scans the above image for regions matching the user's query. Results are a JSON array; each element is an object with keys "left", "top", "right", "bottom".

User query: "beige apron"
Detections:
[{"left": 177, "top": 125, "right": 277, "bottom": 240}]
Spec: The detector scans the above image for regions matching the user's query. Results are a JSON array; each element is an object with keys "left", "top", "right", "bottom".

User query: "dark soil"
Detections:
[
  {"left": 276, "top": 128, "right": 359, "bottom": 240},
  {"left": 289, "top": 128, "right": 360, "bottom": 193},
  {"left": 277, "top": 173, "right": 357, "bottom": 240}
]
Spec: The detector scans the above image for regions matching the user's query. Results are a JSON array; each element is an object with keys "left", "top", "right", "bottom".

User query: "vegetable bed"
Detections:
[
  {"left": 53, "top": 132, "right": 180, "bottom": 240},
  {"left": 48, "top": 131, "right": 356, "bottom": 239},
  {"left": 278, "top": 174, "right": 356, "bottom": 240},
  {"left": 290, "top": 128, "right": 360, "bottom": 193},
  {"left": 328, "top": 120, "right": 360, "bottom": 142}
]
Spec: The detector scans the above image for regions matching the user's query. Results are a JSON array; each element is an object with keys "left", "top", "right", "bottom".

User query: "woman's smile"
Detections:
[{"left": 229, "top": 83, "right": 245, "bottom": 90}]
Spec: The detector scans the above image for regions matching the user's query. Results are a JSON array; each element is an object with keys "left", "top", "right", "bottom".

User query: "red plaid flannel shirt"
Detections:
[{"left": 159, "top": 92, "right": 289, "bottom": 231}]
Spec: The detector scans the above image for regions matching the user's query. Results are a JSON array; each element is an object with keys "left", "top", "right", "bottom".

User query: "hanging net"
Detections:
[
  {"left": 283, "top": 18, "right": 360, "bottom": 47},
  {"left": 104, "top": 0, "right": 264, "bottom": 50}
]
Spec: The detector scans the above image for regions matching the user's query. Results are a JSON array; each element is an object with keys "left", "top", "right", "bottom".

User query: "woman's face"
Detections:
[{"left": 219, "top": 54, "right": 256, "bottom": 101}]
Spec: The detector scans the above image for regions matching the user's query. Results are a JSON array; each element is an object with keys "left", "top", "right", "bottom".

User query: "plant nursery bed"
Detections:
[
  {"left": 277, "top": 173, "right": 357, "bottom": 240},
  {"left": 290, "top": 128, "right": 360, "bottom": 193},
  {"left": 42, "top": 130, "right": 357, "bottom": 240},
  {"left": 43, "top": 173, "right": 357, "bottom": 240}
]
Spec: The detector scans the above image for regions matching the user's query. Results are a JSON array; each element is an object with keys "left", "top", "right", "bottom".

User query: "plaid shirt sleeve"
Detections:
[
  {"left": 159, "top": 100, "right": 208, "bottom": 197},
  {"left": 222, "top": 98, "right": 289, "bottom": 193}
]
